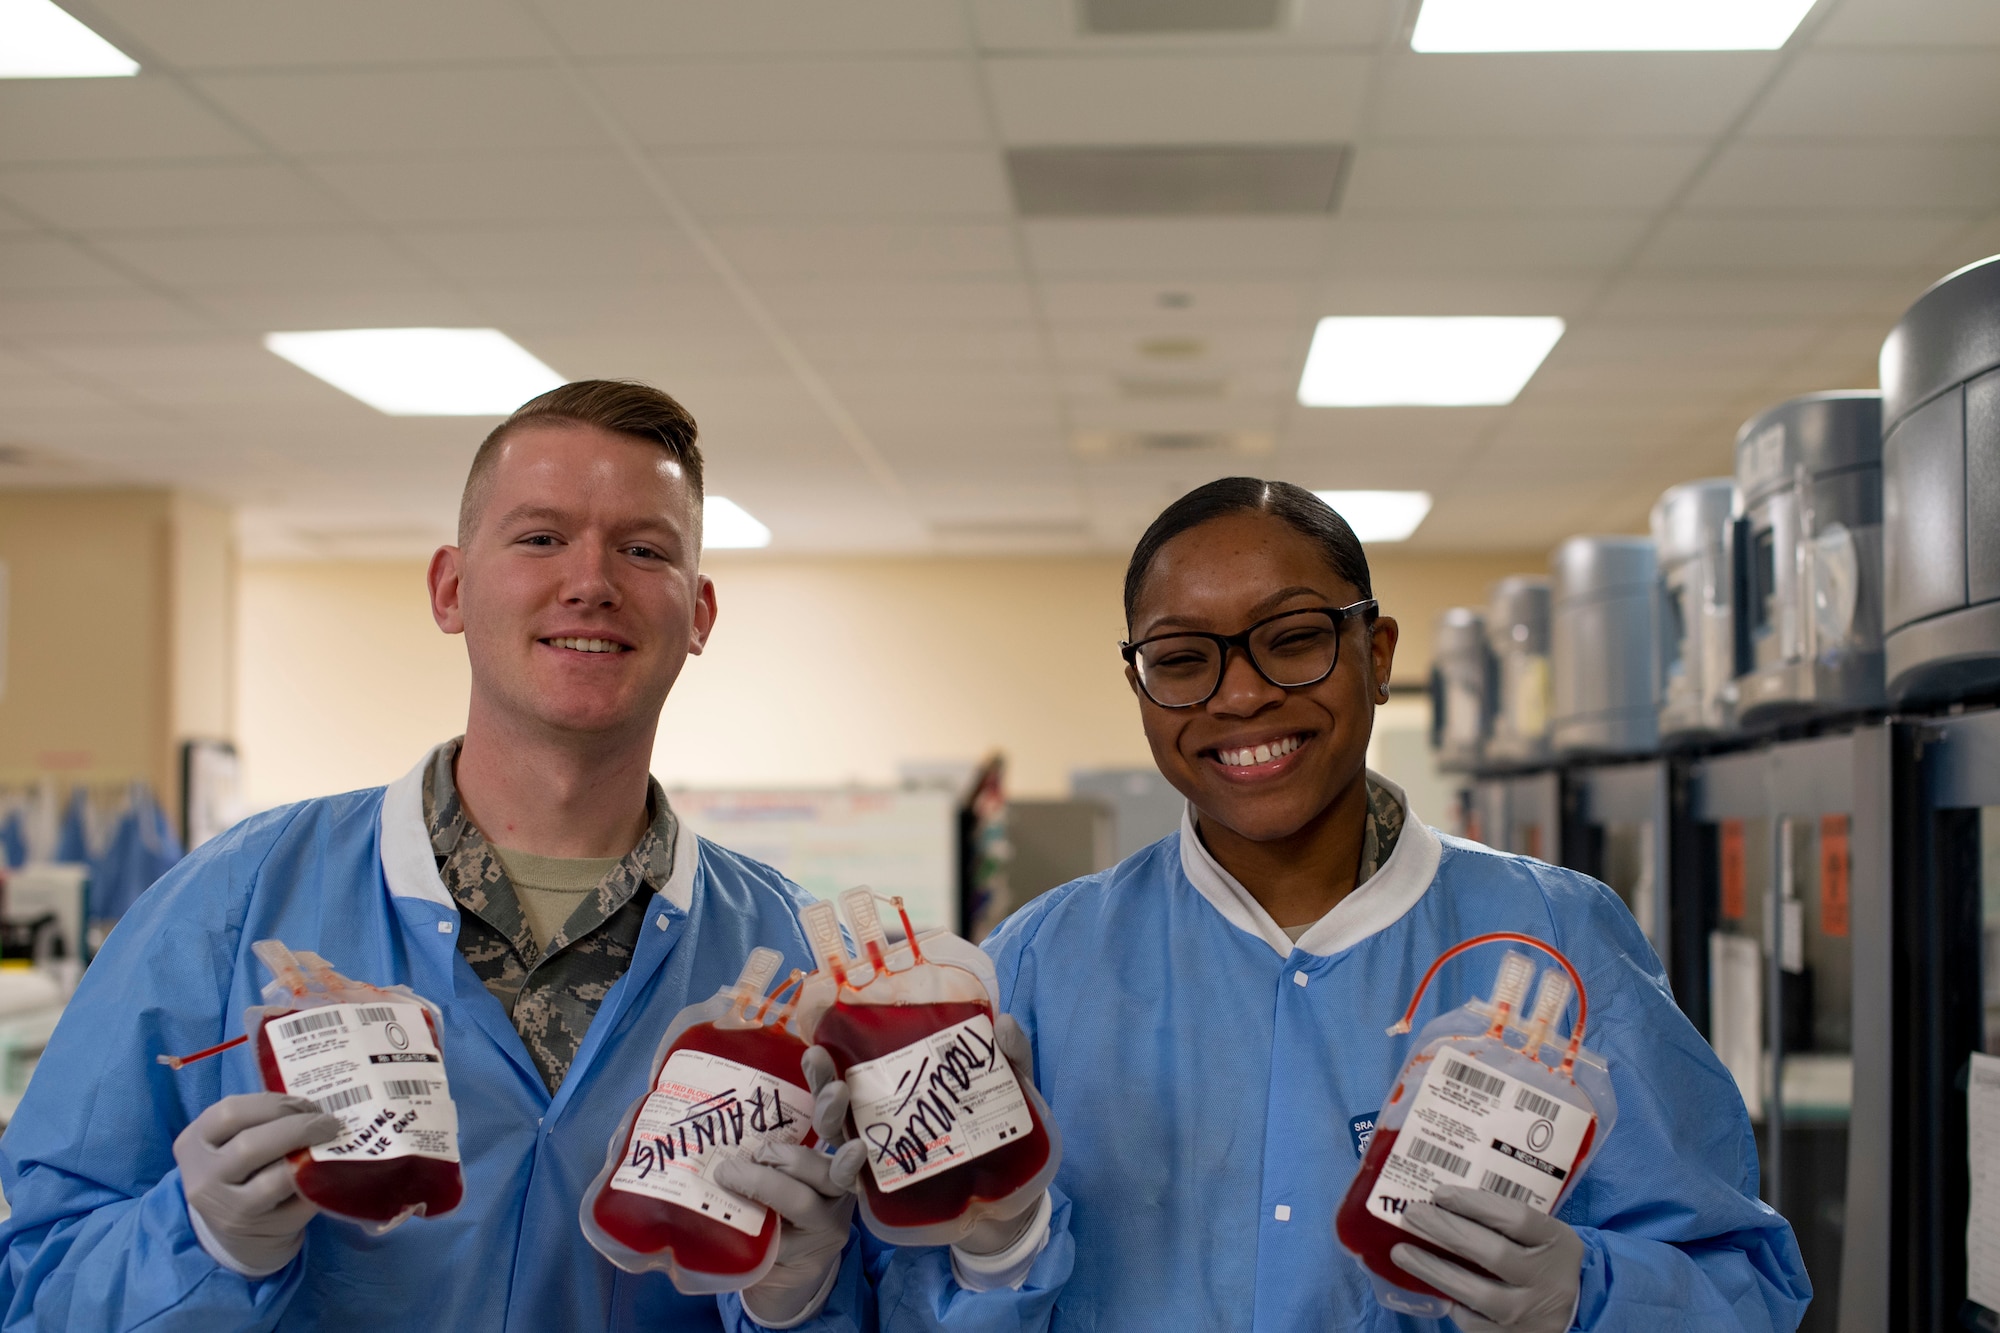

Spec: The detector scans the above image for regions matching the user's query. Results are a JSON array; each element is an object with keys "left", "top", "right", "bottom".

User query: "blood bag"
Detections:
[
  {"left": 245, "top": 940, "right": 464, "bottom": 1233},
  {"left": 581, "top": 948, "right": 816, "bottom": 1294},
  {"left": 1335, "top": 932, "right": 1617, "bottom": 1319},
  {"left": 797, "top": 888, "right": 1060, "bottom": 1248}
]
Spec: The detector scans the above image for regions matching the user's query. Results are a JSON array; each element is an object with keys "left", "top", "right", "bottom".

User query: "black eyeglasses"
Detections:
[{"left": 1120, "top": 600, "right": 1378, "bottom": 709}]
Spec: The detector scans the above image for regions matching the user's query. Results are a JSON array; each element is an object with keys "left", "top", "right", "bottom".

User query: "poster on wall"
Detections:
[{"left": 671, "top": 788, "right": 959, "bottom": 935}]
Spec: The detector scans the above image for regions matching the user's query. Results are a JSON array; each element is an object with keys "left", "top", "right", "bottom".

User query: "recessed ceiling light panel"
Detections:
[
  {"left": 704, "top": 497, "right": 772, "bottom": 550},
  {"left": 1411, "top": 0, "right": 1817, "bottom": 52},
  {"left": 0, "top": 0, "right": 138, "bottom": 77},
  {"left": 1313, "top": 490, "right": 1435, "bottom": 543},
  {"left": 264, "top": 328, "right": 564, "bottom": 416},
  {"left": 1297, "top": 316, "right": 1564, "bottom": 407}
]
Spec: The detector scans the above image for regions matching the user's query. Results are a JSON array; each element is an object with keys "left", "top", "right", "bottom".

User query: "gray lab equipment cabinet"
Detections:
[
  {"left": 1732, "top": 392, "right": 1887, "bottom": 729},
  {"left": 1430, "top": 607, "right": 1492, "bottom": 773},
  {"left": 1652, "top": 479, "right": 1740, "bottom": 742},
  {"left": 1551, "top": 536, "right": 1659, "bottom": 757},
  {"left": 1879, "top": 254, "right": 2000, "bottom": 708},
  {"left": 1485, "top": 576, "right": 1554, "bottom": 767}
]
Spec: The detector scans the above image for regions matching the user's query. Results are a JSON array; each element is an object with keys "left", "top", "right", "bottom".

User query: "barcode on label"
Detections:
[
  {"left": 382, "top": 1078, "right": 434, "bottom": 1099},
  {"left": 1479, "top": 1171, "right": 1538, "bottom": 1204},
  {"left": 313, "top": 1085, "right": 371, "bottom": 1113},
  {"left": 355, "top": 1005, "right": 401, "bottom": 1025},
  {"left": 276, "top": 1010, "right": 346, "bottom": 1039},
  {"left": 1515, "top": 1087, "right": 1561, "bottom": 1121},
  {"left": 1442, "top": 1057, "right": 1506, "bottom": 1098},
  {"left": 1407, "top": 1138, "right": 1471, "bottom": 1177}
]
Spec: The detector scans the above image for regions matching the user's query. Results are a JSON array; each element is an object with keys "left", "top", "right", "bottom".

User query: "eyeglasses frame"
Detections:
[{"left": 1119, "top": 598, "right": 1381, "bottom": 710}]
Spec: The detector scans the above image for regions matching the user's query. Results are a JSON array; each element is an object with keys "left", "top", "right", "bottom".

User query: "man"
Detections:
[{"left": 0, "top": 382, "right": 865, "bottom": 1330}]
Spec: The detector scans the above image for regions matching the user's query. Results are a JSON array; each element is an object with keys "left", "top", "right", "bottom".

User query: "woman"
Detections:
[{"left": 846, "top": 479, "right": 1808, "bottom": 1332}]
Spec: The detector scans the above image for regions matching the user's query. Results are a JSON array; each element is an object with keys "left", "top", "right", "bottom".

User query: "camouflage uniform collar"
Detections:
[
  {"left": 423, "top": 738, "right": 678, "bottom": 968},
  {"left": 1355, "top": 774, "right": 1406, "bottom": 889}
]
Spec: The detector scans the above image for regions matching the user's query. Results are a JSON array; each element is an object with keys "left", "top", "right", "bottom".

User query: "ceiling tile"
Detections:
[
  {"left": 0, "top": 294, "right": 213, "bottom": 337},
  {"left": 711, "top": 222, "right": 1021, "bottom": 278},
  {"left": 660, "top": 150, "right": 1011, "bottom": 220},
  {"left": 533, "top": 0, "right": 966, "bottom": 56},
  {"left": 1037, "top": 278, "right": 1310, "bottom": 319},
  {"left": 194, "top": 67, "right": 603, "bottom": 156},
  {"left": 85, "top": 0, "right": 550, "bottom": 67},
  {"left": 394, "top": 223, "right": 712, "bottom": 286},
  {"left": 1372, "top": 53, "right": 1776, "bottom": 138},
  {"left": 1343, "top": 141, "right": 1705, "bottom": 213},
  {"left": 192, "top": 287, "right": 487, "bottom": 333},
  {"left": 763, "top": 279, "right": 1038, "bottom": 324},
  {"left": 1745, "top": 51, "right": 2000, "bottom": 137},
  {"left": 96, "top": 230, "right": 440, "bottom": 293},
  {"left": 0, "top": 161, "right": 340, "bottom": 231},
  {"left": 1595, "top": 273, "right": 1914, "bottom": 319},
  {"left": 1688, "top": 141, "right": 2000, "bottom": 213},
  {"left": 0, "top": 238, "right": 138, "bottom": 293},
  {"left": 306, "top": 151, "right": 661, "bottom": 225},
  {"left": 590, "top": 59, "right": 988, "bottom": 147},
  {"left": 37, "top": 337, "right": 347, "bottom": 409},
  {"left": 1310, "top": 274, "right": 1599, "bottom": 316},
  {"left": 1815, "top": 0, "right": 2000, "bottom": 47},
  {"left": 0, "top": 78, "right": 259, "bottom": 165},
  {"left": 986, "top": 54, "right": 1369, "bottom": 145},
  {"left": 1636, "top": 214, "right": 1972, "bottom": 272},
  {"left": 1327, "top": 214, "right": 1646, "bottom": 273},
  {"left": 1025, "top": 217, "right": 1332, "bottom": 276}
]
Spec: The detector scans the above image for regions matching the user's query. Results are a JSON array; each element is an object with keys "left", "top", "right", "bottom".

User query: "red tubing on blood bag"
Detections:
[
  {"left": 255, "top": 1009, "right": 464, "bottom": 1224},
  {"left": 588, "top": 1020, "right": 814, "bottom": 1275},
  {"left": 811, "top": 998, "right": 1053, "bottom": 1231}
]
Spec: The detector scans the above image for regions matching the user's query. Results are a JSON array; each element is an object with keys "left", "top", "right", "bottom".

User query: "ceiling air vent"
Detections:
[
  {"left": 1007, "top": 145, "right": 1348, "bottom": 217},
  {"left": 1079, "top": 0, "right": 1286, "bottom": 35}
]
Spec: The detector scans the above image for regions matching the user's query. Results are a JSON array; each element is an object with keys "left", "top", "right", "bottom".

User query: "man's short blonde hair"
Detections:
[{"left": 458, "top": 379, "right": 703, "bottom": 543}]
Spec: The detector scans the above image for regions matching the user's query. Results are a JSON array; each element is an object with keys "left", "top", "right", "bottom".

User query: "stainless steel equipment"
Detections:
[
  {"left": 1652, "top": 479, "right": 1741, "bottom": 742},
  {"left": 1429, "top": 607, "right": 1492, "bottom": 773},
  {"left": 1485, "top": 576, "right": 1554, "bottom": 767},
  {"left": 1551, "top": 536, "right": 1659, "bottom": 757},
  {"left": 1879, "top": 254, "right": 2000, "bottom": 708}
]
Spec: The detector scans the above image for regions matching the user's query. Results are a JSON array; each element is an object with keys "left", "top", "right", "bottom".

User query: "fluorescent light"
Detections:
[
  {"left": 1314, "top": 490, "right": 1434, "bottom": 543},
  {"left": 0, "top": 0, "right": 137, "bottom": 76},
  {"left": 264, "top": 328, "right": 564, "bottom": 416},
  {"left": 704, "top": 497, "right": 772, "bottom": 550},
  {"left": 1411, "top": 0, "right": 1816, "bottom": 52},
  {"left": 1297, "top": 316, "right": 1564, "bottom": 408}
]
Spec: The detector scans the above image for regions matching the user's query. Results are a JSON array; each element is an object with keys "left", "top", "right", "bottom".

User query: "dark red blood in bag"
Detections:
[
  {"left": 589, "top": 1021, "right": 813, "bottom": 1276},
  {"left": 811, "top": 999, "right": 1052, "bottom": 1231},
  {"left": 1335, "top": 1118, "right": 1597, "bottom": 1300},
  {"left": 256, "top": 1008, "right": 464, "bottom": 1224}
]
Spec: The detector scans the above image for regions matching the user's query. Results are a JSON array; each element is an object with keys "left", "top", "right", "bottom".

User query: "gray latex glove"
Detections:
[
  {"left": 804, "top": 1016, "right": 1050, "bottom": 1272},
  {"left": 1391, "top": 1186, "right": 1585, "bottom": 1333},
  {"left": 173, "top": 1092, "right": 341, "bottom": 1278},
  {"left": 715, "top": 1138, "right": 864, "bottom": 1328}
]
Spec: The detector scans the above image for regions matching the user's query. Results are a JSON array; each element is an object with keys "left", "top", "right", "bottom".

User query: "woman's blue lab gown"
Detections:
[
  {"left": 0, "top": 749, "right": 871, "bottom": 1332},
  {"left": 870, "top": 774, "right": 1811, "bottom": 1332}
]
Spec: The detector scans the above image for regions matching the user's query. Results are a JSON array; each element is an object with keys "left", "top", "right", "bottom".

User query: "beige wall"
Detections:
[
  {"left": 236, "top": 547, "right": 1547, "bottom": 810},
  {"left": 0, "top": 488, "right": 235, "bottom": 809}
]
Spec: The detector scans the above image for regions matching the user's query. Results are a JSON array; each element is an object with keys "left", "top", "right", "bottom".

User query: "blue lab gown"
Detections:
[
  {"left": 0, "top": 749, "right": 871, "bottom": 1332},
  {"left": 870, "top": 774, "right": 1811, "bottom": 1332}
]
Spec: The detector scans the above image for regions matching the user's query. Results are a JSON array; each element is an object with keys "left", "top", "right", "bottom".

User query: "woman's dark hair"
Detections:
[{"left": 1123, "top": 477, "right": 1374, "bottom": 624}]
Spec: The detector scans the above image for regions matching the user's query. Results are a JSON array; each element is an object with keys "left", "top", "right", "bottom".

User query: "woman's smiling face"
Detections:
[{"left": 1125, "top": 510, "right": 1399, "bottom": 844}]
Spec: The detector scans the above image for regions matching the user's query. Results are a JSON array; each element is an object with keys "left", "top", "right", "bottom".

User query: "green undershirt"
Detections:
[{"left": 491, "top": 846, "right": 623, "bottom": 953}]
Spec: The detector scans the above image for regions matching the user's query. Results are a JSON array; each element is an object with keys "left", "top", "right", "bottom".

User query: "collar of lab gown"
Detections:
[
  {"left": 1176, "top": 768, "right": 1442, "bottom": 959},
  {"left": 378, "top": 743, "right": 700, "bottom": 915}
]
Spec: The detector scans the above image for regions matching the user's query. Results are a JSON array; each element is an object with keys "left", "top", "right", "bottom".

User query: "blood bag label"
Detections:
[
  {"left": 608, "top": 1049, "right": 814, "bottom": 1237},
  {"left": 845, "top": 1013, "right": 1033, "bottom": 1193},
  {"left": 1366, "top": 1049, "right": 1591, "bottom": 1228},
  {"left": 264, "top": 1002, "right": 459, "bottom": 1164}
]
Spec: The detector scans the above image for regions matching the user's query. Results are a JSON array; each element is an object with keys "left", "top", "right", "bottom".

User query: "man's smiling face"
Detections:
[{"left": 431, "top": 420, "right": 715, "bottom": 743}]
